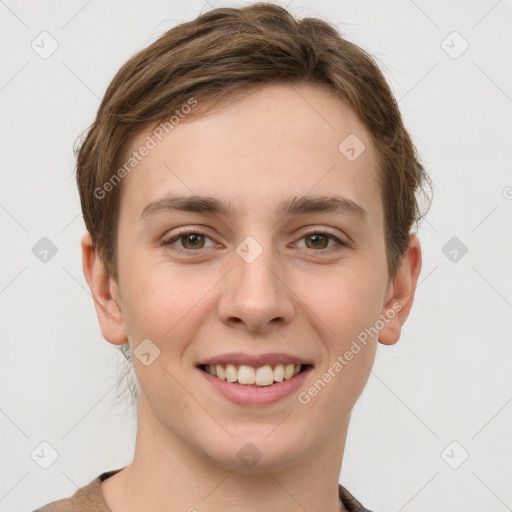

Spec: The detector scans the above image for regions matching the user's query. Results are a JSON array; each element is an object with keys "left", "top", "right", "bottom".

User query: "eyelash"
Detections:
[{"left": 162, "top": 227, "right": 349, "bottom": 255}]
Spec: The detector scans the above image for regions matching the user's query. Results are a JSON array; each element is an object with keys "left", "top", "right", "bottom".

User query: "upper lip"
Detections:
[{"left": 198, "top": 352, "right": 313, "bottom": 367}]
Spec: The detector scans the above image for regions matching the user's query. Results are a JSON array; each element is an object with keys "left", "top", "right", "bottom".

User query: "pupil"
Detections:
[
  {"left": 308, "top": 234, "right": 327, "bottom": 248},
  {"left": 185, "top": 234, "right": 203, "bottom": 248}
]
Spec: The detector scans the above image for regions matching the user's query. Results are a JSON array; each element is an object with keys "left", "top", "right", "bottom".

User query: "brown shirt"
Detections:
[{"left": 33, "top": 467, "right": 373, "bottom": 512}]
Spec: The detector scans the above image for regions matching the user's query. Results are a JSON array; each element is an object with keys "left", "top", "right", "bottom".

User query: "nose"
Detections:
[{"left": 216, "top": 239, "right": 295, "bottom": 334}]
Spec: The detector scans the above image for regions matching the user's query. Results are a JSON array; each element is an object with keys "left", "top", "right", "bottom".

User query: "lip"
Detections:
[
  {"left": 198, "top": 364, "right": 314, "bottom": 406},
  {"left": 198, "top": 352, "right": 313, "bottom": 367}
]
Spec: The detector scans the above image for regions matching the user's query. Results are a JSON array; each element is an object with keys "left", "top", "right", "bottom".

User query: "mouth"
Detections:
[
  {"left": 196, "top": 354, "right": 314, "bottom": 406},
  {"left": 198, "top": 363, "right": 313, "bottom": 387}
]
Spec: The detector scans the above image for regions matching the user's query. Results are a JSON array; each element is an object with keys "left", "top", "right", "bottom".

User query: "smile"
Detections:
[
  {"left": 196, "top": 352, "right": 314, "bottom": 405},
  {"left": 200, "top": 363, "right": 310, "bottom": 387}
]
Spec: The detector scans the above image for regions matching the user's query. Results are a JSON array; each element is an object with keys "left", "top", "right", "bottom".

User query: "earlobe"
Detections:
[
  {"left": 81, "top": 232, "right": 128, "bottom": 345},
  {"left": 378, "top": 234, "right": 422, "bottom": 346}
]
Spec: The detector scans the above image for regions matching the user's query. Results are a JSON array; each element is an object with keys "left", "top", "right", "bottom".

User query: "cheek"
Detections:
[
  {"left": 297, "top": 271, "right": 381, "bottom": 419},
  {"left": 293, "top": 264, "right": 384, "bottom": 406},
  {"left": 296, "top": 262, "right": 386, "bottom": 341},
  {"left": 120, "top": 260, "right": 217, "bottom": 352},
  {"left": 120, "top": 269, "right": 203, "bottom": 406}
]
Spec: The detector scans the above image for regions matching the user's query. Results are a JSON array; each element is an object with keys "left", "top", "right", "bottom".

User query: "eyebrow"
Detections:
[{"left": 139, "top": 193, "right": 368, "bottom": 222}]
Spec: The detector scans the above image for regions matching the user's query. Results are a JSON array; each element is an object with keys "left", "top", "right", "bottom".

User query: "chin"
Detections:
[{"left": 201, "top": 431, "right": 305, "bottom": 473}]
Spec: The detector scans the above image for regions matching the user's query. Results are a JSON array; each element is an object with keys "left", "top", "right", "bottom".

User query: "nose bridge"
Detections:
[{"left": 217, "top": 232, "right": 294, "bottom": 332}]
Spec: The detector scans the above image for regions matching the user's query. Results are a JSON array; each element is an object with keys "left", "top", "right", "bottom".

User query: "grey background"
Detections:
[{"left": 1, "top": 1, "right": 511, "bottom": 511}]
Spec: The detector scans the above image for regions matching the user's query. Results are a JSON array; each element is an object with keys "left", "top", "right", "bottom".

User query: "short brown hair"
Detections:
[{"left": 76, "top": 2, "right": 432, "bottom": 281}]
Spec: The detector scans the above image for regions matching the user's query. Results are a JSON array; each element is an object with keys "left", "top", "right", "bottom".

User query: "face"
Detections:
[{"left": 92, "top": 83, "right": 415, "bottom": 473}]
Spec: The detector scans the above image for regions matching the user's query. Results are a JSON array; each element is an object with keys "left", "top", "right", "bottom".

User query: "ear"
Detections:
[
  {"left": 81, "top": 232, "right": 128, "bottom": 345},
  {"left": 378, "top": 234, "right": 422, "bottom": 346}
]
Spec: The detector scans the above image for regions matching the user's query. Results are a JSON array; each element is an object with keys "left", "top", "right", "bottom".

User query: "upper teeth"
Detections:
[{"left": 204, "top": 363, "right": 302, "bottom": 386}]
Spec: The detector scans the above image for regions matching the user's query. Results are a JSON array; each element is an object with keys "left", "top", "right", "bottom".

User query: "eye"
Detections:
[
  {"left": 292, "top": 229, "right": 349, "bottom": 251},
  {"left": 162, "top": 229, "right": 217, "bottom": 253},
  {"left": 162, "top": 227, "right": 349, "bottom": 255}
]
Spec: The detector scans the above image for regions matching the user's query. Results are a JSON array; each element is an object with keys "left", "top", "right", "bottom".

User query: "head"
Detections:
[{"left": 79, "top": 3, "right": 430, "bottom": 471}]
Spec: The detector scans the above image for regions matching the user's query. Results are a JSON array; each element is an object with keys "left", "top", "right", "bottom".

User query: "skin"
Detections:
[{"left": 82, "top": 82, "right": 421, "bottom": 512}]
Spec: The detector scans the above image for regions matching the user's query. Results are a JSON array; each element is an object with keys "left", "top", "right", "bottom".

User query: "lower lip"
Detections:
[{"left": 198, "top": 366, "right": 313, "bottom": 406}]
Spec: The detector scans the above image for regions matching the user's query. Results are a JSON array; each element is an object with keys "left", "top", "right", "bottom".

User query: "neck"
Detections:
[{"left": 102, "top": 395, "right": 350, "bottom": 512}]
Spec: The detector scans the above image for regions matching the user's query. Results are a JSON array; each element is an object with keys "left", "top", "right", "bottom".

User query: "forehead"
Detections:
[{"left": 118, "top": 83, "right": 382, "bottom": 226}]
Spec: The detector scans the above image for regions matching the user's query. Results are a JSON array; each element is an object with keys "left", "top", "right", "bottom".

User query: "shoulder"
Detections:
[
  {"left": 32, "top": 477, "right": 100, "bottom": 511},
  {"left": 32, "top": 468, "right": 124, "bottom": 512},
  {"left": 339, "top": 483, "right": 375, "bottom": 512},
  {"left": 32, "top": 495, "right": 76, "bottom": 512}
]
